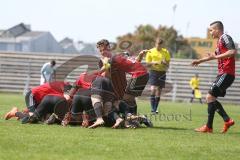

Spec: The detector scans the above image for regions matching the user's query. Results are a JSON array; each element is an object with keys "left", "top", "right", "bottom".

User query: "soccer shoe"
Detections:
[
  {"left": 61, "top": 112, "right": 72, "bottom": 127},
  {"left": 195, "top": 125, "right": 213, "bottom": 133},
  {"left": 221, "top": 119, "right": 235, "bottom": 133},
  {"left": 4, "top": 107, "right": 18, "bottom": 120},
  {"left": 28, "top": 114, "right": 39, "bottom": 123},
  {"left": 45, "top": 113, "right": 58, "bottom": 125},
  {"left": 140, "top": 115, "right": 153, "bottom": 128},
  {"left": 21, "top": 116, "right": 30, "bottom": 124}
]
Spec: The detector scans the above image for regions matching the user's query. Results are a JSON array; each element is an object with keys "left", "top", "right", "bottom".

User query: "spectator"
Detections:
[{"left": 40, "top": 60, "right": 56, "bottom": 84}]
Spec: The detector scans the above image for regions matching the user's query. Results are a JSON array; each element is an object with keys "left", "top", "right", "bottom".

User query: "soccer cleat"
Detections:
[
  {"left": 4, "top": 107, "right": 18, "bottom": 120},
  {"left": 45, "top": 113, "right": 58, "bottom": 125},
  {"left": 28, "top": 114, "right": 39, "bottom": 123},
  {"left": 195, "top": 125, "right": 213, "bottom": 133},
  {"left": 221, "top": 119, "right": 235, "bottom": 133},
  {"left": 140, "top": 115, "right": 153, "bottom": 128},
  {"left": 21, "top": 116, "right": 30, "bottom": 124},
  {"left": 21, "top": 114, "right": 39, "bottom": 124},
  {"left": 61, "top": 112, "right": 72, "bottom": 127}
]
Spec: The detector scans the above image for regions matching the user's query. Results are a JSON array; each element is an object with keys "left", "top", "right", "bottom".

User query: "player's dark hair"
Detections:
[
  {"left": 156, "top": 37, "right": 164, "bottom": 44},
  {"left": 50, "top": 60, "right": 56, "bottom": 66},
  {"left": 210, "top": 21, "right": 224, "bottom": 31},
  {"left": 97, "top": 39, "right": 110, "bottom": 47}
]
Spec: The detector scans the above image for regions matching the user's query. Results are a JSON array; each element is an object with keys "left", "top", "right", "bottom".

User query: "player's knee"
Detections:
[
  {"left": 91, "top": 95, "right": 102, "bottom": 106},
  {"left": 206, "top": 94, "right": 216, "bottom": 103},
  {"left": 150, "top": 86, "right": 158, "bottom": 95}
]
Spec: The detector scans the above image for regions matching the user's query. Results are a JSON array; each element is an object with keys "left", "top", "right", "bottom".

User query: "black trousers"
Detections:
[{"left": 35, "top": 95, "right": 69, "bottom": 120}]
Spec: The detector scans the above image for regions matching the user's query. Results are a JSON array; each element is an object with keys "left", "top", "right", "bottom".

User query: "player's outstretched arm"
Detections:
[{"left": 191, "top": 53, "right": 216, "bottom": 66}]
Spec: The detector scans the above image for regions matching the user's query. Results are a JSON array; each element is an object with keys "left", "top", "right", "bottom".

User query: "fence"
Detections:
[{"left": 0, "top": 51, "right": 239, "bottom": 104}]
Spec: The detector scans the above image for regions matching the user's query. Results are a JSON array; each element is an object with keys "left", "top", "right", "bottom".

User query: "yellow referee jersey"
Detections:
[{"left": 146, "top": 47, "right": 171, "bottom": 71}]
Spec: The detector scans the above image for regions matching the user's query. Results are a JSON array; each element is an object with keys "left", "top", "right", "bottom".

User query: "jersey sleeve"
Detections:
[
  {"left": 222, "top": 34, "right": 236, "bottom": 50},
  {"left": 165, "top": 49, "right": 171, "bottom": 62},
  {"left": 145, "top": 51, "right": 152, "bottom": 63}
]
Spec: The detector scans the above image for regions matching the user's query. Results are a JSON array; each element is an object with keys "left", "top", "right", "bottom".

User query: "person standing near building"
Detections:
[
  {"left": 40, "top": 60, "right": 56, "bottom": 85},
  {"left": 189, "top": 73, "right": 202, "bottom": 104},
  {"left": 146, "top": 38, "right": 171, "bottom": 114},
  {"left": 192, "top": 21, "right": 237, "bottom": 133}
]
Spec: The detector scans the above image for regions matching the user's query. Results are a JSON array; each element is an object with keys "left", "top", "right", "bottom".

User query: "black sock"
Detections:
[
  {"left": 214, "top": 100, "right": 230, "bottom": 122},
  {"left": 150, "top": 95, "right": 155, "bottom": 112},
  {"left": 155, "top": 97, "right": 160, "bottom": 111},
  {"left": 128, "top": 99, "right": 137, "bottom": 115},
  {"left": 93, "top": 102, "right": 103, "bottom": 118},
  {"left": 129, "top": 106, "right": 137, "bottom": 115},
  {"left": 206, "top": 102, "right": 216, "bottom": 129},
  {"left": 118, "top": 101, "right": 128, "bottom": 118}
]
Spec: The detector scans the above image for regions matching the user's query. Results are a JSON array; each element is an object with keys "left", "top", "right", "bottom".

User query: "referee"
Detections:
[{"left": 146, "top": 38, "right": 171, "bottom": 114}]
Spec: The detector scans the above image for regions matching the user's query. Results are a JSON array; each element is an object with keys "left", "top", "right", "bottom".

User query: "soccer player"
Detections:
[
  {"left": 21, "top": 93, "right": 70, "bottom": 124},
  {"left": 192, "top": 21, "right": 237, "bottom": 133},
  {"left": 61, "top": 72, "right": 99, "bottom": 127},
  {"left": 189, "top": 73, "right": 203, "bottom": 104},
  {"left": 4, "top": 81, "right": 70, "bottom": 122},
  {"left": 95, "top": 39, "right": 149, "bottom": 128},
  {"left": 146, "top": 38, "right": 171, "bottom": 114}
]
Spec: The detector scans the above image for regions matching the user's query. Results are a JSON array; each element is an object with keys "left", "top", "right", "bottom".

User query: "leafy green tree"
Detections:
[{"left": 116, "top": 24, "right": 198, "bottom": 58}]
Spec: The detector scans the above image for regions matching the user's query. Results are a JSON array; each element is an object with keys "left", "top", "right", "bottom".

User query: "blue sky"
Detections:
[{"left": 1, "top": 0, "right": 239, "bottom": 43}]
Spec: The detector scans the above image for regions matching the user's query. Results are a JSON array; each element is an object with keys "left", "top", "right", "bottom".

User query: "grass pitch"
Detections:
[{"left": 0, "top": 93, "right": 239, "bottom": 160}]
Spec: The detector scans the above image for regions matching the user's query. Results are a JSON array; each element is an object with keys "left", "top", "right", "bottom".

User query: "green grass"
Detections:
[{"left": 0, "top": 93, "right": 239, "bottom": 160}]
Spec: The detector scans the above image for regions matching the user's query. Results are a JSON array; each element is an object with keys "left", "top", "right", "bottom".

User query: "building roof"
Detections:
[
  {"left": 20, "top": 31, "right": 45, "bottom": 37},
  {"left": 0, "top": 23, "right": 30, "bottom": 38}
]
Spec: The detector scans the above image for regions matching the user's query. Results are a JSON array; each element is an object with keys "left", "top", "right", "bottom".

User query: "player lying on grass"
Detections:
[{"left": 4, "top": 81, "right": 72, "bottom": 124}]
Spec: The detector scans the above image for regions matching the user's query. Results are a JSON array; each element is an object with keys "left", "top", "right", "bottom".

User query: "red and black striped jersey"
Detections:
[
  {"left": 215, "top": 34, "right": 236, "bottom": 76},
  {"left": 31, "top": 81, "right": 65, "bottom": 103}
]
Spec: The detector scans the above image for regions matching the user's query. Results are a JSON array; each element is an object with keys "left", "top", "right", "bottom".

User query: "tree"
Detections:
[{"left": 116, "top": 24, "right": 198, "bottom": 58}]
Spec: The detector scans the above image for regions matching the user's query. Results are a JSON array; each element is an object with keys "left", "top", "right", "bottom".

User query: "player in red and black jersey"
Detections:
[
  {"left": 25, "top": 81, "right": 69, "bottom": 112},
  {"left": 61, "top": 72, "right": 98, "bottom": 127},
  {"left": 95, "top": 39, "right": 149, "bottom": 128},
  {"left": 4, "top": 81, "right": 72, "bottom": 124},
  {"left": 192, "top": 21, "right": 237, "bottom": 133}
]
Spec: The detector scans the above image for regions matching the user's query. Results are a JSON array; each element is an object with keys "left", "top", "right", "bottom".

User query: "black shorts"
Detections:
[
  {"left": 125, "top": 73, "right": 149, "bottom": 97},
  {"left": 148, "top": 70, "right": 166, "bottom": 88},
  {"left": 91, "top": 77, "right": 115, "bottom": 102},
  {"left": 36, "top": 95, "right": 69, "bottom": 121},
  {"left": 208, "top": 74, "right": 235, "bottom": 97},
  {"left": 71, "top": 89, "right": 96, "bottom": 121}
]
